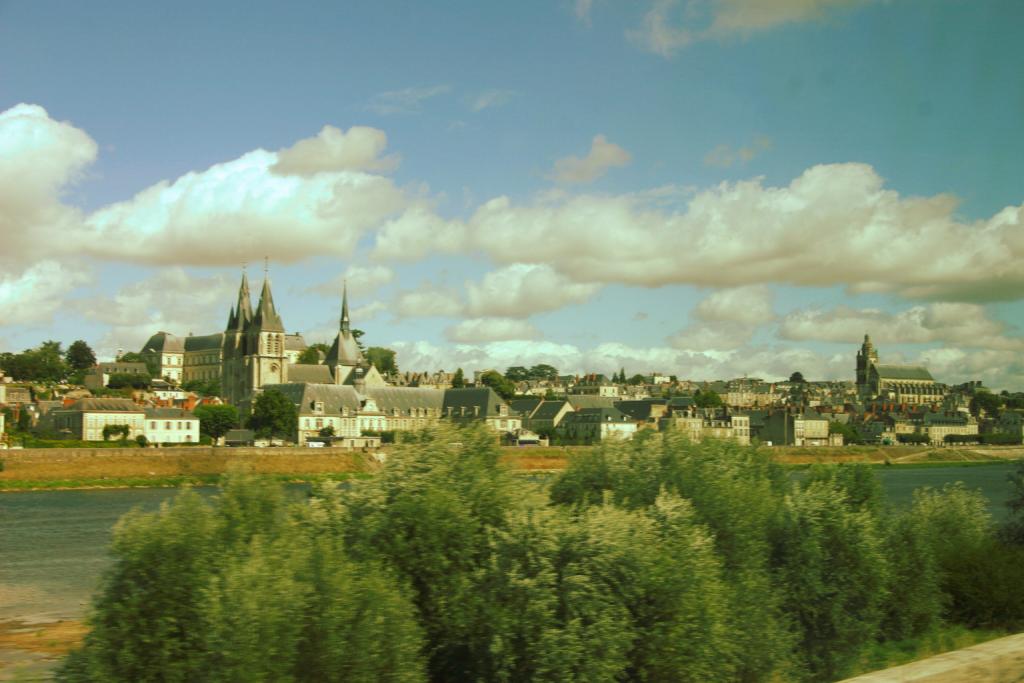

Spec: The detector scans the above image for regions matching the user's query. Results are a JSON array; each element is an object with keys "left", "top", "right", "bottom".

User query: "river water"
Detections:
[{"left": 0, "top": 464, "right": 1018, "bottom": 624}]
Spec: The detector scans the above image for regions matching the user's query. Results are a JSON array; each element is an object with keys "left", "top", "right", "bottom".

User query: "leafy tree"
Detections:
[
  {"left": 478, "top": 370, "right": 516, "bottom": 400},
  {"left": 193, "top": 404, "right": 239, "bottom": 442},
  {"left": 829, "top": 420, "right": 860, "bottom": 444},
  {"left": 627, "top": 373, "right": 648, "bottom": 385},
  {"left": 65, "top": 340, "right": 96, "bottom": 371},
  {"left": 504, "top": 366, "right": 529, "bottom": 382},
  {"left": 365, "top": 346, "right": 398, "bottom": 374},
  {"left": 693, "top": 389, "right": 723, "bottom": 408},
  {"left": 789, "top": 371, "right": 806, "bottom": 383},
  {"left": 450, "top": 368, "right": 465, "bottom": 388},
  {"left": 135, "top": 434, "right": 148, "bottom": 448},
  {"left": 527, "top": 364, "right": 558, "bottom": 381},
  {"left": 318, "top": 425, "right": 335, "bottom": 438},
  {"left": 107, "top": 373, "right": 150, "bottom": 389},
  {"left": 969, "top": 389, "right": 1002, "bottom": 417},
  {"left": 0, "top": 341, "right": 69, "bottom": 382},
  {"left": 182, "top": 378, "right": 220, "bottom": 397},
  {"left": 296, "top": 342, "right": 330, "bottom": 365},
  {"left": 247, "top": 388, "right": 297, "bottom": 440},
  {"left": 101, "top": 424, "right": 131, "bottom": 441}
]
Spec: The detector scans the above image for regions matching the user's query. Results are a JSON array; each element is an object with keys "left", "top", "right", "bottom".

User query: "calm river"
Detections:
[{"left": 0, "top": 463, "right": 1018, "bottom": 624}]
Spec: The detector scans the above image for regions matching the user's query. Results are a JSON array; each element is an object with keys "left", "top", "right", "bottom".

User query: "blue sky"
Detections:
[{"left": 1, "top": 0, "right": 1023, "bottom": 388}]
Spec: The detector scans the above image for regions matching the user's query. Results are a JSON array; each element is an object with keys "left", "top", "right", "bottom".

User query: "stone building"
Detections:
[{"left": 855, "top": 334, "right": 945, "bottom": 404}]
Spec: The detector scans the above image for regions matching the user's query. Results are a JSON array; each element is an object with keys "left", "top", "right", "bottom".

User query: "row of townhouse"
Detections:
[{"left": 35, "top": 398, "right": 200, "bottom": 443}]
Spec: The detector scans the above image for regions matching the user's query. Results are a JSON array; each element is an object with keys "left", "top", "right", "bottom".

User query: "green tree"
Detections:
[
  {"left": 182, "top": 378, "right": 221, "bottom": 397},
  {"left": 0, "top": 341, "right": 68, "bottom": 382},
  {"left": 193, "top": 404, "right": 239, "bottom": 442},
  {"left": 969, "top": 389, "right": 1002, "bottom": 417},
  {"left": 478, "top": 370, "right": 516, "bottom": 400},
  {"left": 118, "top": 352, "right": 159, "bottom": 378},
  {"left": 296, "top": 342, "right": 330, "bottom": 365},
  {"left": 829, "top": 420, "right": 859, "bottom": 444},
  {"left": 450, "top": 368, "right": 465, "bottom": 388},
  {"left": 365, "top": 346, "right": 398, "bottom": 374},
  {"left": 693, "top": 389, "right": 722, "bottom": 408},
  {"left": 107, "top": 373, "right": 150, "bottom": 389},
  {"left": 101, "top": 424, "right": 131, "bottom": 441},
  {"left": 65, "top": 340, "right": 96, "bottom": 371},
  {"left": 247, "top": 389, "right": 297, "bottom": 440},
  {"left": 527, "top": 364, "right": 558, "bottom": 381},
  {"left": 789, "top": 371, "right": 806, "bottom": 383},
  {"left": 505, "top": 366, "right": 529, "bottom": 381},
  {"left": 627, "top": 373, "right": 648, "bottom": 385}
]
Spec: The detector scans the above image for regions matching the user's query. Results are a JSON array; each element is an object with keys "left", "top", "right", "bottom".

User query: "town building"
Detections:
[
  {"left": 659, "top": 408, "right": 751, "bottom": 445},
  {"left": 557, "top": 406, "right": 637, "bottom": 443},
  {"left": 856, "top": 335, "right": 945, "bottom": 404}
]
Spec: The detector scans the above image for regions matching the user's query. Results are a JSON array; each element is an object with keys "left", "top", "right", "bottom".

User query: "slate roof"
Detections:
[
  {"left": 614, "top": 399, "right": 666, "bottom": 421},
  {"left": 531, "top": 400, "right": 572, "bottom": 421},
  {"left": 874, "top": 365, "right": 934, "bottom": 382},
  {"left": 510, "top": 398, "right": 542, "bottom": 416},
  {"left": 566, "top": 395, "right": 616, "bottom": 410},
  {"left": 563, "top": 407, "right": 632, "bottom": 423},
  {"left": 266, "top": 383, "right": 361, "bottom": 415},
  {"left": 69, "top": 398, "right": 144, "bottom": 413},
  {"left": 284, "top": 334, "right": 307, "bottom": 351},
  {"left": 184, "top": 333, "right": 224, "bottom": 352},
  {"left": 253, "top": 279, "right": 285, "bottom": 332},
  {"left": 443, "top": 388, "right": 507, "bottom": 417},
  {"left": 366, "top": 387, "right": 444, "bottom": 413},
  {"left": 141, "top": 332, "right": 185, "bottom": 354},
  {"left": 287, "top": 364, "right": 334, "bottom": 384}
]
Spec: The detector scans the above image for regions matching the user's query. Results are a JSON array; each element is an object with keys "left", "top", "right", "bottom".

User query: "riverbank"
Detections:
[{"left": 2, "top": 444, "right": 1021, "bottom": 491}]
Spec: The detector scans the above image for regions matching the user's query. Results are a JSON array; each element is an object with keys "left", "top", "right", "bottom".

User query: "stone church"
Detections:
[
  {"left": 141, "top": 270, "right": 386, "bottom": 409},
  {"left": 855, "top": 334, "right": 945, "bottom": 405}
]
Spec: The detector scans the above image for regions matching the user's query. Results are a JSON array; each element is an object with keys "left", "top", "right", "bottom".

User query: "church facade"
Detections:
[
  {"left": 141, "top": 270, "right": 386, "bottom": 409},
  {"left": 855, "top": 334, "right": 945, "bottom": 405}
]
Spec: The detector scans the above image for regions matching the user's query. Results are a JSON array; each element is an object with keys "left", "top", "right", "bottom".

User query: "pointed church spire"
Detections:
[
  {"left": 340, "top": 280, "right": 351, "bottom": 333},
  {"left": 234, "top": 268, "right": 254, "bottom": 330},
  {"left": 254, "top": 270, "right": 285, "bottom": 332}
]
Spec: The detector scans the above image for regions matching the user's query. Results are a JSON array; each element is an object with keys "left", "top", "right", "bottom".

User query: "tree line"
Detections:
[{"left": 60, "top": 427, "right": 1024, "bottom": 682}]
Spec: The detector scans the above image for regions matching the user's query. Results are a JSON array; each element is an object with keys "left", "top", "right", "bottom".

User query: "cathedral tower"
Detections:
[
  {"left": 856, "top": 333, "right": 878, "bottom": 398},
  {"left": 324, "top": 281, "right": 364, "bottom": 385}
]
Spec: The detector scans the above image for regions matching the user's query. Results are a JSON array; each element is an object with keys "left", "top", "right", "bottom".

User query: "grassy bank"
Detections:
[{"left": 2, "top": 443, "right": 1020, "bottom": 491}]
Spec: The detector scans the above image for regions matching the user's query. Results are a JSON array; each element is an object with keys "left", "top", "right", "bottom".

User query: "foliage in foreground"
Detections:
[{"left": 60, "top": 429, "right": 1024, "bottom": 682}]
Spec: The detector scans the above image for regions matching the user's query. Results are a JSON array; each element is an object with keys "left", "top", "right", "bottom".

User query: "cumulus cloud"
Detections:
[
  {"left": 393, "top": 288, "right": 464, "bottom": 318},
  {"left": 704, "top": 135, "right": 772, "bottom": 168},
  {"left": 305, "top": 265, "right": 395, "bottom": 298},
  {"left": 367, "top": 85, "right": 452, "bottom": 115},
  {"left": 550, "top": 134, "right": 632, "bottom": 184},
  {"left": 779, "top": 303, "right": 1024, "bottom": 351},
  {"left": 0, "top": 104, "right": 96, "bottom": 268},
  {"left": 84, "top": 268, "right": 237, "bottom": 356},
  {"left": 0, "top": 260, "right": 92, "bottom": 326},
  {"left": 694, "top": 285, "right": 775, "bottom": 325},
  {"left": 445, "top": 318, "right": 541, "bottom": 343},
  {"left": 271, "top": 125, "right": 399, "bottom": 175},
  {"left": 465, "top": 264, "right": 600, "bottom": 318},
  {"left": 82, "top": 149, "right": 407, "bottom": 266},
  {"left": 375, "top": 163, "right": 1024, "bottom": 302},
  {"left": 629, "top": 0, "right": 872, "bottom": 57},
  {"left": 470, "top": 89, "right": 515, "bottom": 112},
  {"left": 574, "top": 0, "right": 594, "bottom": 24}
]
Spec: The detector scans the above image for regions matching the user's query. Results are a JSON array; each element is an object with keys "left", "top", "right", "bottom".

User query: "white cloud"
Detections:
[
  {"left": 694, "top": 284, "right": 774, "bottom": 325},
  {"left": 465, "top": 263, "right": 600, "bottom": 318},
  {"left": 704, "top": 135, "right": 772, "bottom": 168},
  {"left": 82, "top": 149, "right": 407, "bottom": 266},
  {"left": 367, "top": 85, "right": 452, "bottom": 115},
  {"left": 372, "top": 205, "right": 468, "bottom": 262},
  {"left": 271, "top": 125, "right": 399, "bottom": 175},
  {"left": 306, "top": 265, "right": 395, "bottom": 298},
  {"left": 84, "top": 268, "right": 237, "bottom": 356},
  {"left": 574, "top": 0, "right": 594, "bottom": 24},
  {"left": 352, "top": 301, "right": 387, "bottom": 321},
  {"left": 629, "top": 0, "right": 872, "bottom": 57},
  {"left": 0, "top": 260, "right": 92, "bottom": 326},
  {"left": 779, "top": 303, "right": 1024, "bottom": 351},
  {"left": 0, "top": 104, "right": 95, "bottom": 268},
  {"left": 379, "top": 163, "right": 1024, "bottom": 302},
  {"left": 445, "top": 318, "right": 541, "bottom": 343},
  {"left": 669, "top": 323, "right": 754, "bottom": 352},
  {"left": 550, "top": 134, "right": 632, "bottom": 184},
  {"left": 470, "top": 89, "right": 515, "bottom": 112},
  {"left": 393, "top": 288, "right": 464, "bottom": 318}
]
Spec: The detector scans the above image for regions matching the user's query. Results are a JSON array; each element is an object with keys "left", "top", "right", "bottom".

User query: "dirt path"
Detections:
[{"left": 0, "top": 620, "right": 85, "bottom": 682}]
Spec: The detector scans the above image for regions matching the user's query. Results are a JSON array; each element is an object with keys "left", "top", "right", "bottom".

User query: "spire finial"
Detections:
[
  {"left": 340, "top": 279, "right": 351, "bottom": 332},
  {"left": 263, "top": 256, "right": 269, "bottom": 275}
]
